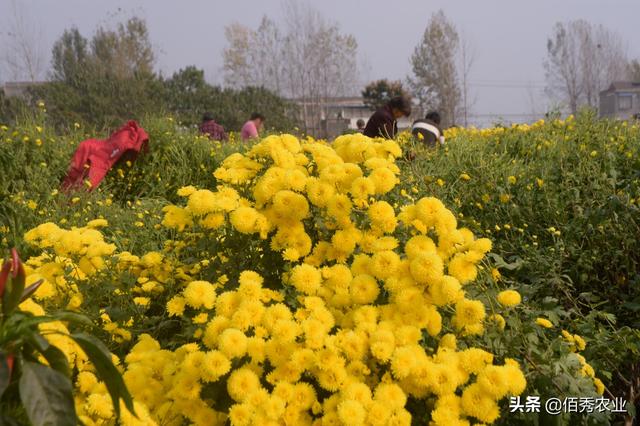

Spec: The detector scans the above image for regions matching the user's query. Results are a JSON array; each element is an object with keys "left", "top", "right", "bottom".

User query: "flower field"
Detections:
[{"left": 0, "top": 111, "right": 639, "bottom": 425}]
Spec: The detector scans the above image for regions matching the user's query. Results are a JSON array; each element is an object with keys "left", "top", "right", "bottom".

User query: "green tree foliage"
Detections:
[
  {"left": 0, "top": 90, "right": 30, "bottom": 125},
  {"left": 9, "top": 16, "right": 298, "bottom": 133},
  {"left": 50, "top": 28, "right": 89, "bottom": 83},
  {"left": 163, "top": 66, "right": 298, "bottom": 131},
  {"left": 163, "top": 66, "right": 212, "bottom": 123},
  {"left": 361, "top": 79, "right": 407, "bottom": 111},
  {"left": 90, "top": 17, "right": 155, "bottom": 79},
  {"left": 31, "top": 18, "right": 163, "bottom": 128}
]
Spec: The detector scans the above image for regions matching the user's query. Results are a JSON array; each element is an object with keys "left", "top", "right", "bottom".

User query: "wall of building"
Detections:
[
  {"left": 599, "top": 86, "right": 640, "bottom": 120},
  {"left": 599, "top": 93, "right": 617, "bottom": 118},
  {"left": 3, "top": 82, "right": 45, "bottom": 98},
  {"left": 292, "top": 97, "right": 428, "bottom": 138}
]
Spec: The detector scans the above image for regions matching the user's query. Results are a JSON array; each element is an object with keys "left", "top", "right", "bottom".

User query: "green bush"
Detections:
[{"left": 400, "top": 113, "right": 640, "bottom": 410}]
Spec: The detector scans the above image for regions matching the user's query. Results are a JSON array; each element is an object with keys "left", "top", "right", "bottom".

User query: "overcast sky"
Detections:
[{"left": 1, "top": 0, "right": 639, "bottom": 126}]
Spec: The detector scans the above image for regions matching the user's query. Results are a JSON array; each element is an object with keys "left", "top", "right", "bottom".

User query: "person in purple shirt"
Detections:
[
  {"left": 241, "top": 112, "right": 265, "bottom": 141},
  {"left": 363, "top": 96, "right": 412, "bottom": 139},
  {"left": 199, "top": 112, "right": 228, "bottom": 141}
]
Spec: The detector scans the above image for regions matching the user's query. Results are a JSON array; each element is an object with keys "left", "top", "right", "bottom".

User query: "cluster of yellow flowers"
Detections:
[
  {"left": 115, "top": 250, "right": 174, "bottom": 290},
  {"left": 15, "top": 297, "right": 147, "bottom": 424},
  {"left": 442, "top": 118, "right": 552, "bottom": 140},
  {"left": 22, "top": 221, "right": 116, "bottom": 309},
  {"left": 529, "top": 320, "right": 604, "bottom": 394},
  {"left": 74, "top": 348, "right": 156, "bottom": 426},
  {"left": 19, "top": 297, "right": 85, "bottom": 369},
  {"left": 14, "top": 129, "right": 610, "bottom": 425},
  {"left": 143, "top": 133, "right": 528, "bottom": 424},
  {"left": 165, "top": 269, "right": 527, "bottom": 425},
  {"left": 559, "top": 331, "right": 604, "bottom": 394}
]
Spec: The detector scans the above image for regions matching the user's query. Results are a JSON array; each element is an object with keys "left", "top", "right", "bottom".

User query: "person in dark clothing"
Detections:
[
  {"left": 363, "top": 96, "right": 412, "bottom": 139},
  {"left": 411, "top": 111, "right": 445, "bottom": 147},
  {"left": 199, "top": 112, "right": 228, "bottom": 141},
  {"left": 356, "top": 119, "right": 366, "bottom": 133}
]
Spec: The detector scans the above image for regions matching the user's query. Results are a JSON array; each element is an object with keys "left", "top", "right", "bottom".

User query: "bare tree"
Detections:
[
  {"left": 358, "top": 53, "right": 373, "bottom": 93},
  {"left": 253, "top": 17, "right": 285, "bottom": 93},
  {"left": 526, "top": 82, "right": 544, "bottom": 121},
  {"left": 459, "top": 35, "right": 476, "bottom": 127},
  {"left": 581, "top": 23, "right": 628, "bottom": 108},
  {"left": 545, "top": 22, "right": 582, "bottom": 114},
  {"left": 282, "top": 0, "right": 358, "bottom": 132},
  {"left": 223, "top": 23, "right": 253, "bottom": 88},
  {"left": 222, "top": 0, "right": 358, "bottom": 134},
  {"left": 223, "top": 17, "right": 284, "bottom": 92},
  {"left": 628, "top": 60, "right": 640, "bottom": 81},
  {"left": 1, "top": 0, "right": 46, "bottom": 81},
  {"left": 544, "top": 20, "right": 628, "bottom": 114},
  {"left": 409, "top": 10, "right": 462, "bottom": 127}
]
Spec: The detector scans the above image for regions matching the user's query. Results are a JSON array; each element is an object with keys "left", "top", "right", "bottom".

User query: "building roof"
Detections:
[
  {"left": 289, "top": 96, "right": 366, "bottom": 107},
  {"left": 600, "top": 81, "right": 640, "bottom": 95}
]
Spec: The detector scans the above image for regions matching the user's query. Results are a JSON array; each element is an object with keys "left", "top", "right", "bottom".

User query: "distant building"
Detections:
[
  {"left": 599, "top": 81, "right": 640, "bottom": 120},
  {"left": 291, "top": 96, "right": 423, "bottom": 139},
  {"left": 2, "top": 81, "right": 46, "bottom": 99}
]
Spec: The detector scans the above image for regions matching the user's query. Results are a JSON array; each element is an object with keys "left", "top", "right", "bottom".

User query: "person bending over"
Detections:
[
  {"left": 363, "top": 96, "right": 412, "bottom": 139},
  {"left": 411, "top": 111, "right": 445, "bottom": 147},
  {"left": 241, "top": 112, "right": 265, "bottom": 141},
  {"left": 199, "top": 112, "right": 228, "bottom": 141}
]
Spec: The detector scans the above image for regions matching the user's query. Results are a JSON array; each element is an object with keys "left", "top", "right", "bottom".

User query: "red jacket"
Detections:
[{"left": 61, "top": 121, "right": 149, "bottom": 191}]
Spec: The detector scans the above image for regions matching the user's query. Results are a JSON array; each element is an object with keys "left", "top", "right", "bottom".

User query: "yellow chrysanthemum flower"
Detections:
[
  {"left": 227, "top": 368, "right": 261, "bottom": 402},
  {"left": 289, "top": 264, "right": 322, "bottom": 295},
  {"left": 183, "top": 280, "right": 216, "bottom": 310},
  {"left": 497, "top": 289, "right": 521, "bottom": 307},
  {"left": 535, "top": 317, "right": 553, "bottom": 328},
  {"left": 218, "top": 328, "right": 248, "bottom": 359}
]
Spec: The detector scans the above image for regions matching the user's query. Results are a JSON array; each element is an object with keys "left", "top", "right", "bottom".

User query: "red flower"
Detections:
[
  {"left": 6, "top": 354, "right": 14, "bottom": 377},
  {"left": 0, "top": 261, "right": 10, "bottom": 299},
  {"left": 10, "top": 248, "right": 20, "bottom": 278}
]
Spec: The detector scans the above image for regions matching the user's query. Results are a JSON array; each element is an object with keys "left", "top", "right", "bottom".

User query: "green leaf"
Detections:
[
  {"left": 25, "top": 330, "right": 50, "bottom": 352},
  {"left": 487, "top": 253, "right": 523, "bottom": 270},
  {"left": 19, "top": 279, "right": 44, "bottom": 303},
  {"left": 19, "top": 361, "right": 76, "bottom": 426},
  {"left": 5, "top": 315, "right": 65, "bottom": 341},
  {"left": 4, "top": 312, "right": 90, "bottom": 341},
  {"left": 0, "top": 352, "right": 11, "bottom": 398},
  {"left": 40, "top": 345, "right": 70, "bottom": 378},
  {"left": 200, "top": 377, "right": 233, "bottom": 412},
  {"left": 71, "top": 333, "right": 134, "bottom": 418},
  {"left": 49, "top": 311, "right": 93, "bottom": 327},
  {"left": 621, "top": 302, "right": 640, "bottom": 312},
  {"left": 25, "top": 332, "right": 71, "bottom": 377}
]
